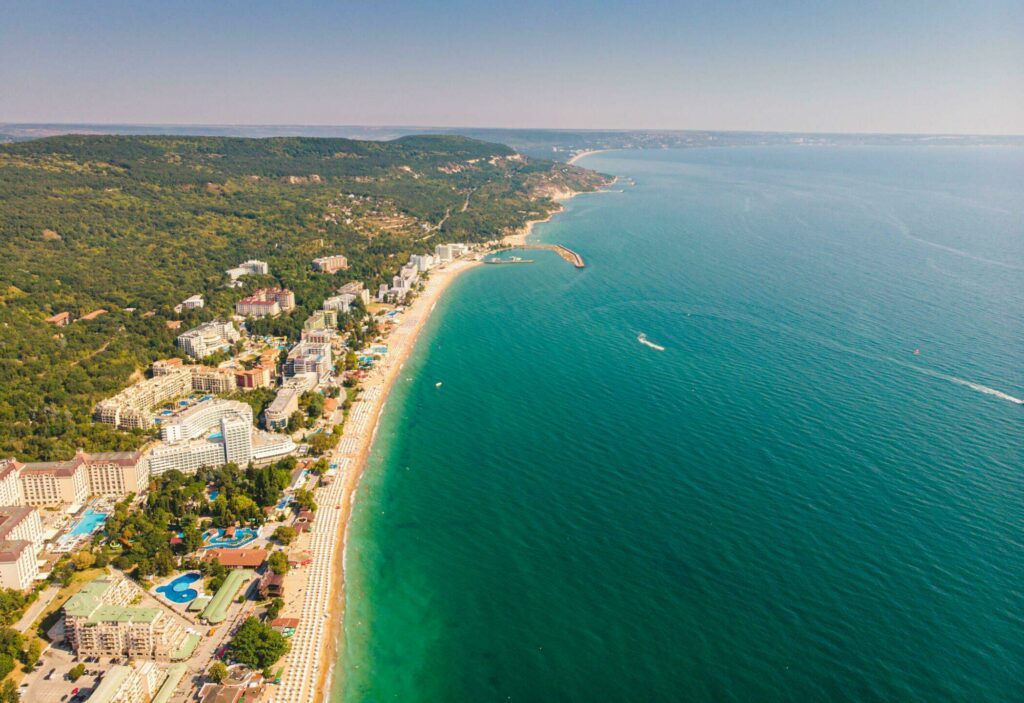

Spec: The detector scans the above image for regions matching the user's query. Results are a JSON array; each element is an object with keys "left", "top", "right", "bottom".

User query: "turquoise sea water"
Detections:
[{"left": 335, "top": 147, "right": 1023, "bottom": 702}]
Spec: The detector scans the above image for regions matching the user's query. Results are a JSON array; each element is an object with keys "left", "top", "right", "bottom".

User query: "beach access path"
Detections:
[{"left": 267, "top": 257, "right": 481, "bottom": 703}]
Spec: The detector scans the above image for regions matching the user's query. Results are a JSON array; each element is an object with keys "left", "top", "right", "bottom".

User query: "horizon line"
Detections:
[{"left": 2, "top": 121, "right": 1022, "bottom": 140}]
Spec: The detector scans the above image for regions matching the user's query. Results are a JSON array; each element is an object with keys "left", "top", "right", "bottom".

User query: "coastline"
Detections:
[
  {"left": 310, "top": 257, "right": 480, "bottom": 703},
  {"left": 308, "top": 187, "right": 596, "bottom": 702}
]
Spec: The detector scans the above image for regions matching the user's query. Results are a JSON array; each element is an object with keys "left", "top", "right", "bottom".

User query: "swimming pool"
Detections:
[
  {"left": 202, "top": 527, "right": 258, "bottom": 549},
  {"left": 156, "top": 572, "right": 201, "bottom": 604},
  {"left": 69, "top": 509, "right": 108, "bottom": 537}
]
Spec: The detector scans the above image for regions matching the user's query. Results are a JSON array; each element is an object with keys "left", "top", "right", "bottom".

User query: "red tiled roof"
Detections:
[{"left": 204, "top": 548, "right": 267, "bottom": 568}]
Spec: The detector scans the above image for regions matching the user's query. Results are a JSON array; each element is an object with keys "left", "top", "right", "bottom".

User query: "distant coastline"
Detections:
[{"left": 567, "top": 149, "right": 611, "bottom": 165}]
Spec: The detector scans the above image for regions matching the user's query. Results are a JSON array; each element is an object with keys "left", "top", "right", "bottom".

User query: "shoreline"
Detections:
[
  {"left": 308, "top": 187, "right": 598, "bottom": 702},
  {"left": 567, "top": 149, "right": 611, "bottom": 165},
  {"left": 310, "top": 257, "right": 481, "bottom": 703}
]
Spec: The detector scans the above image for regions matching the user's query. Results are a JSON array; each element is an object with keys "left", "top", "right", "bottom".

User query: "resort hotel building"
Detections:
[
  {"left": 338, "top": 280, "right": 371, "bottom": 305},
  {"left": 311, "top": 253, "right": 348, "bottom": 273},
  {"left": 264, "top": 372, "right": 318, "bottom": 431},
  {"left": 0, "top": 506, "right": 44, "bottom": 590},
  {"left": 283, "top": 340, "right": 333, "bottom": 381},
  {"left": 0, "top": 450, "right": 150, "bottom": 507},
  {"left": 234, "top": 287, "right": 296, "bottom": 318},
  {"left": 175, "top": 320, "right": 240, "bottom": 359},
  {"left": 226, "top": 258, "right": 270, "bottom": 282},
  {"left": 94, "top": 367, "right": 193, "bottom": 430},
  {"left": 148, "top": 399, "right": 295, "bottom": 475}
]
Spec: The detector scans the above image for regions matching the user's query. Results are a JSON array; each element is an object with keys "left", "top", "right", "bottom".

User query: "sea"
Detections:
[{"left": 333, "top": 146, "right": 1024, "bottom": 702}]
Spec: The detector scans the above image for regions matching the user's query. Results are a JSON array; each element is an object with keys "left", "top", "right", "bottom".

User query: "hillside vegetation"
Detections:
[{"left": 0, "top": 134, "right": 607, "bottom": 460}]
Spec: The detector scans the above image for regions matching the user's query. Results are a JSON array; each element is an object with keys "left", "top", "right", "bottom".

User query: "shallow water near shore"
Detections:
[{"left": 334, "top": 146, "right": 1024, "bottom": 702}]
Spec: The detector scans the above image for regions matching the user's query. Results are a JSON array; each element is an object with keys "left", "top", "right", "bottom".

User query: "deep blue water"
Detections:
[{"left": 336, "top": 146, "right": 1023, "bottom": 702}]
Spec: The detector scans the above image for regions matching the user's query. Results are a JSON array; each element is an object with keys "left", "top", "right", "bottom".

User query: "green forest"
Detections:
[{"left": 0, "top": 134, "right": 607, "bottom": 460}]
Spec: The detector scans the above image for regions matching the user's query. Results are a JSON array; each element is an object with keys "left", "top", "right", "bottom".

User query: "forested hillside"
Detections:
[{"left": 0, "top": 134, "right": 607, "bottom": 460}]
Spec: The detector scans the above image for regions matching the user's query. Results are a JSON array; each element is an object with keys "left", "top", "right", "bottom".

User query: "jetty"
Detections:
[
  {"left": 484, "top": 258, "right": 535, "bottom": 264},
  {"left": 494, "top": 244, "right": 585, "bottom": 268}
]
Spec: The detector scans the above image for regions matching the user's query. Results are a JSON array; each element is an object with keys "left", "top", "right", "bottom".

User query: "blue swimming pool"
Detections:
[
  {"left": 156, "top": 572, "right": 201, "bottom": 604},
  {"left": 202, "top": 527, "right": 258, "bottom": 549},
  {"left": 69, "top": 509, "right": 108, "bottom": 537}
]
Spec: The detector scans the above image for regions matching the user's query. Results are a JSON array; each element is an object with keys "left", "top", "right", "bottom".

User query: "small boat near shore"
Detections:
[{"left": 637, "top": 333, "right": 665, "bottom": 351}]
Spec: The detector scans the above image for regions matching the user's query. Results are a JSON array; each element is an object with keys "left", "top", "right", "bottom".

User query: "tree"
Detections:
[
  {"left": 294, "top": 489, "right": 317, "bottom": 512},
  {"left": 20, "top": 638, "right": 40, "bottom": 671},
  {"left": 273, "top": 526, "right": 296, "bottom": 545},
  {"left": 0, "top": 679, "right": 18, "bottom": 703},
  {"left": 208, "top": 660, "right": 228, "bottom": 683},
  {"left": 226, "top": 617, "right": 289, "bottom": 670},
  {"left": 268, "top": 551, "right": 288, "bottom": 576},
  {"left": 286, "top": 411, "right": 304, "bottom": 434},
  {"left": 266, "top": 597, "right": 284, "bottom": 621},
  {"left": 69, "top": 662, "right": 86, "bottom": 681}
]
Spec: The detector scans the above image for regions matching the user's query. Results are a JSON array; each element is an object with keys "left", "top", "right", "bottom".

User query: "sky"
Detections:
[{"left": 1, "top": 0, "right": 1021, "bottom": 134}]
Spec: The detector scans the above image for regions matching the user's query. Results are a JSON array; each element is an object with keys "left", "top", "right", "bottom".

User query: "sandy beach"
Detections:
[
  {"left": 567, "top": 149, "right": 610, "bottom": 165},
  {"left": 298, "top": 257, "right": 481, "bottom": 703},
  {"left": 296, "top": 191, "right": 591, "bottom": 702}
]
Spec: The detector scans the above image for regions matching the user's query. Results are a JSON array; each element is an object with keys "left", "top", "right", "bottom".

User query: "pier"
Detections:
[
  {"left": 494, "top": 244, "right": 585, "bottom": 268},
  {"left": 484, "top": 258, "right": 535, "bottom": 264}
]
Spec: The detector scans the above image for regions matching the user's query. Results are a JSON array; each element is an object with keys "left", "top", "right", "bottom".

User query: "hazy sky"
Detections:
[{"left": 2, "top": 0, "right": 1021, "bottom": 134}]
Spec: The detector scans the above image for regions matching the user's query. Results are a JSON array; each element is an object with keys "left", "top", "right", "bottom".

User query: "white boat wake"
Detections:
[{"left": 637, "top": 333, "right": 666, "bottom": 351}]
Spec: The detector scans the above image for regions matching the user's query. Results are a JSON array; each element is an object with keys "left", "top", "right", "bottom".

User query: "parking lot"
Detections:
[{"left": 19, "top": 645, "right": 101, "bottom": 702}]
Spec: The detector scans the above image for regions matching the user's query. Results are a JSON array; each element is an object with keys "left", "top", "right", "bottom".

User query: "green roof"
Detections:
[
  {"left": 202, "top": 569, "right": 252, "bottom": 624},
  {"left": 87, "top": 604, "right": 160, "bottom": 624},
  {"left": 188, "top": 595, "right": 212, "bottom": 612},
  {"left": 152, "top": 663, "right": 188, "bottom": 703},
  {"left": 82, "top": 664, "right": 132, "bottom": 703},
  {"left": 63, "top": 577, "right": 114, "bottom": 617},
  {"left": 172, "top": 631, "right": 201, "bottom": 661}
]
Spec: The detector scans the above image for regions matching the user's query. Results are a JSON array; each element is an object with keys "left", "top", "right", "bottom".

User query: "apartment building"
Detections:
[
  {"left": 311, "top": 253, "right": 348, "bottom": 273},
  {"left": 176, "top": 320, "right": 240, "bottom": 359},
  {"left": 64, "top": 575, "right": 193, "bottom": 661},
  {"left": 86, "top": 660, "right": 165, "bottom": 703}
]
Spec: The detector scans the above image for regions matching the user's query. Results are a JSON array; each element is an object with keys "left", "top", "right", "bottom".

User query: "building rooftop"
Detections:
[
  {"left": 84, "top": 665, "right": 133, "bottom": 703},
  {"left": 205, "top": 548, "right": 267, "bottom": 568},
  {"left": 63, "top": 577, "right": 114, "bottom": 617},
  {"left": 0, "top": 506, "right": 35, "bottom": 540},
  {"left": 87, "top": 605, "right": 160, "bottom": 624}
]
